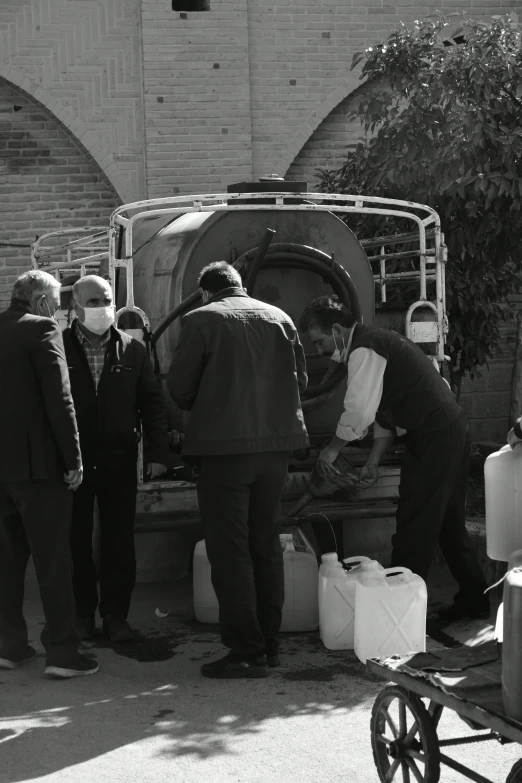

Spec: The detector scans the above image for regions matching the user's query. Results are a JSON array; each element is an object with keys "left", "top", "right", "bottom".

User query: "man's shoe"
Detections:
[
  {"left": 265, "top": 641, "right": 281, "bottom": 667},
  {"left": 266, "top": 652, "right": 281, "bottom": 667},
  {"left": 77, "top": 616, "right": 96, "bottom": 641},
  {"left": 102, "top": 616, "right": 133, "bottom": 642},
  {"left": 201, "top": 652, "right": 269, "bottom": 679},
  {"left": 0, "top": 645, "right": 37, "bottom": 670},
  {"left": 45, "top": 653, "right": 99, "bottom": 679},
  {"left": 437, "top": 601, "right": 490, "bottom": 625}
]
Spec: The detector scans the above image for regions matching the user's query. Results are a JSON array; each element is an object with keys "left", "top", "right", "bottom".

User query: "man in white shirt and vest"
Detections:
[{"left": 299, "top": 295, "right": 489, "bottom": 623}]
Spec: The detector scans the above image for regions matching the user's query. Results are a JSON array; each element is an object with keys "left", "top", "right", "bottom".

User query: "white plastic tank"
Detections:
[
  {"left": 354, "top": 567, "right": 427, "bottom": 664},
  {"left": 320, "top": 558, "right": 382, "bottom": 650},
  {"left": 280, "top": 534, "right": 319, "bottom": 632},
  {"left": 193, "top": 536, "right": 319, "bottom": 630},
  {"left": 193, "top": 540, "right": 219, "bottom": 623},
  {"left": 319, "top": 553, "right": 342, "bottom": 639},
  {"left": 485, "top": 445, "right": 522, "bottom": 561}
]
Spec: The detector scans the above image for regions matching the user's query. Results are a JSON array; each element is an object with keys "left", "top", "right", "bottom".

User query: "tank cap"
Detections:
[
  {"left": 321, "top": 553, "right": 338, "bottom": 563},
  {"left": 360, "top": 561, "right": 381, "bottom": 571}
]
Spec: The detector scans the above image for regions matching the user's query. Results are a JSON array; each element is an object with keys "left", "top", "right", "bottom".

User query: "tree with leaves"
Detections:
[{"left": 317, "top": 13, "right": 522, "bottom": 398}]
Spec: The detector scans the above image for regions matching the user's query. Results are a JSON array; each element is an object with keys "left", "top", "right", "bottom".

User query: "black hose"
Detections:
[
  {"left": 245, "top": 229, "right": 276, "bottom": 294},
  {"left": 151, "top": 290, "right": 201, "bottom": 347},
  {"left": 150, "top": 242, "right": 361, "bottom": 407}
]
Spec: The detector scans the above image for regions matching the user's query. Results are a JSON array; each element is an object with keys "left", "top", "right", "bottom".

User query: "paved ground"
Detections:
[{"left": 1, "top": 566, "right": 520, "bottom": 783}]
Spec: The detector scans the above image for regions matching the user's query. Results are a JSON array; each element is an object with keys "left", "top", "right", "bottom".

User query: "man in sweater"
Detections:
[
  {"left": 63, "top": 275, "right": 171, "bottom": 643},
  {"left": 299, "top": 295, "right": 489, "bottom": 623},
  {"left": 168, "top": 262, "right": 308, "bottom": 678}
]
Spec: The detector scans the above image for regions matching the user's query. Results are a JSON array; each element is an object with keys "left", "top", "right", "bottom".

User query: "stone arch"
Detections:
[
  {"left": 0, "top": 64, "right": 132, "bottom": 204},
  {"left": 275, "top": 73, "right": 363, "bottom": 184}
]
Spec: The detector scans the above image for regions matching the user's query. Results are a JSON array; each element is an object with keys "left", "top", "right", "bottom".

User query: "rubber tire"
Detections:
[
  {"left": 371, "top": 685, "right": 441, "bottom": 783},
  {"left": 507, "top": 759, "right": 522, "bottom": 783}
]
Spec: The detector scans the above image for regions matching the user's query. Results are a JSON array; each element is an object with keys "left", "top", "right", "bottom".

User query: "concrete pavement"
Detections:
[{"left": 1, "top": 566, "right": 520, "bottom": 783}]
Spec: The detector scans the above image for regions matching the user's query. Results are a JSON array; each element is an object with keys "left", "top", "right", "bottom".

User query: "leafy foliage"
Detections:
[{"left": 316, "top": 13, "right": 522, "bottom": 389}]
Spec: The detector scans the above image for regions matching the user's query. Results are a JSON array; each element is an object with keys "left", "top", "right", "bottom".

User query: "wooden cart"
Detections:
[{"left": 367, "top": 655, "right": 522, "bottom": 783}]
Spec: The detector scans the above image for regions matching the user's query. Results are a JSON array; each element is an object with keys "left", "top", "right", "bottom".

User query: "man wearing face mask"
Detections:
[
  {"left": 299, "top": 295, "right": 489, "bottom": 624},
  {"left": 62, "top": 275, "right": 172, "bottom": 642},
  {"left": 0, "top": 271, "right": 100, "bottom": 678}
]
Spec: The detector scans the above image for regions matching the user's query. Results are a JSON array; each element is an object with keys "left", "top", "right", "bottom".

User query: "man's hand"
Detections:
[
  {"left": 357, "top": 462, "right": 379, "bottom": 490},
  {"left": 319, "top": 445, "right": 340, "bottom": 466},
  {"left": 147, "top": 462, "right": 167, "bottom": 479},
  {"left": 64, "top": 467, "right": 83, "bottom": 491}
]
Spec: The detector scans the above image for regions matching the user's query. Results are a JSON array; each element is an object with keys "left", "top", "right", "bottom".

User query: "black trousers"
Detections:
[
  {"left": 71, "top": 461, "right": 138, "bottom": 620},
  {"left": 197, "top": 452, "right": 288, "bottom": 658},
  {"left": 0, "top": 480, "right": 79, "bottom": 664},
  {"left": 391, "top": 412, "right": 488, "bottom": 605}
]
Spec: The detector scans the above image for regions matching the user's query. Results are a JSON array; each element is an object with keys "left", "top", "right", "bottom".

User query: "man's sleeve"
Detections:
[
  {"left": 336, "top": 348, "right": 387, "bottom": 442},
  {"left": 167, "top": 318, "right": 206, "bottom": 412},
  {"left": 292, "top": 328, "right": 308, "bottom": 394},
  {"left": 30, "top": 319, "right": 82, "bottom": 471},
  {"left": 135, "top": 342, "right": 172, "bottom": 465}
]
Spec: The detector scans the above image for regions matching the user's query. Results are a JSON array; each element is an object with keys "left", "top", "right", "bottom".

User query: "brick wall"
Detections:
[
  {"left": 0, "top": 0, "right": 145, "bottom": 203},
  {"left": 140, "top": 0, "right": 253, "bottom": 197},
  {"left": 0, "top": 79, "right": 119, "bottom": 309}
]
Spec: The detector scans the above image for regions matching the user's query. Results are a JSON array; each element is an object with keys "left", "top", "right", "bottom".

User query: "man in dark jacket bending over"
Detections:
[
  {"left": 168, "top": 262, "right": 308, "bottom": 678},
  {"left": 63, "top": 275, "right": 171, "bottom": 643}
]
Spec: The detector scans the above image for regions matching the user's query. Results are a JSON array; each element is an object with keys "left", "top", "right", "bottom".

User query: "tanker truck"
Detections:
[{"left": 31, "top": 179, "right": 448, "bottom": 581}]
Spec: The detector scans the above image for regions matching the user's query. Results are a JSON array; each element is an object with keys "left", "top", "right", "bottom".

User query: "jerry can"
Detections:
[
  {"left": 193, "top": 540, "right": 219, "bottom": 623},
  {"left": 502, "top": 549, "right": 522, "bottom": 720},
  {"left": 280, "top": 534, "right": 319, "bottom": 632},
  {"left": 354, "top": 567, "right": 427, "bottom": 664},
  {"left": 319, "top": 552, "right": 342, "bottom": 639},
  {"left": 320, "top": 557, "right": 382, "bottom": 650},
  {"left": 485, "top": 444, "right": 522, "bottom": 561}
]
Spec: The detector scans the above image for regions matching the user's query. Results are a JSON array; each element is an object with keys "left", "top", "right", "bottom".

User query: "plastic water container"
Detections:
[
  {"left": 354, "top": 567, "right": 427, "bottom": 664},
  {"left": 193, "top": 536, "right": 319, "bottom": 631},
  {"left": 281, "top": 534, "right": 319, "bottom": 632},
  {"left": 485, "top": 444, "right": 522, "bottom": 561},
  {"left": 502, "top": 549, "right": 522, "bottom": 720},
  {"left": 319, "top": 553, "right": 341, "bottom": 634},
  {"left": 320, "top": 557, "right": 382, "bottom": 650},
  {"left": 193, "top": 540, "right": 219, "bottom": 623}
]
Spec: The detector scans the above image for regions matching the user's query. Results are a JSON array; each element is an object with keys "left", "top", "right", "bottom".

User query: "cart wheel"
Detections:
[
  {"left": 371, "top": 685, "right": 441, "bottom": 783},
  {"left": 507, "top": 759, "right": 522, "bottom": 782}
]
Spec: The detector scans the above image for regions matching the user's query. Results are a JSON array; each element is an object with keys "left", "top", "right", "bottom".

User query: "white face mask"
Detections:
[
  {"left": 330, "top": 330, "right": 347, "bottom": 364},
  {"left": 80, "top": 305, "right": 115, "bottom": 335},
  {"left": 42, "top": 297, "right": 56, "bottom": 322}
]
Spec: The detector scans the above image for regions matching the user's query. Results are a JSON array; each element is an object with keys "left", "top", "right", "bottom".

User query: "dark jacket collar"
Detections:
[
  {"left": 8, "top": 301, "right": 32, "bottom": 315},
  {"left": 208, "top": 286, "right": 249, "bottom": 304}
]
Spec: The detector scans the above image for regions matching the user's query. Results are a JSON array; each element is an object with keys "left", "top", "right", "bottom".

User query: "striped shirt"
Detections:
[{"left": 75, "top": 319, "right": 111, "bottom": 390}]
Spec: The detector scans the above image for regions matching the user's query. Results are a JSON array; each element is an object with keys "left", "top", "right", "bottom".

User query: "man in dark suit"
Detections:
[
  {"left": 0, "top": 270, "right": 99, "bottom": 678},
  {"left": 63, "top": 275, "right": 171, "bottom": 643},
  {"left": 168, "top": 262, "right": 308, "bottom": 679}
]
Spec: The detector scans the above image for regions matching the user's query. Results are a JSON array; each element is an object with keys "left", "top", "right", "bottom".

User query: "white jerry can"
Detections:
[
  {"left": 193, "top": 540, "right": 219, "bottom": 623},
  {"left": 485, "top": 444, "right": 522, "bottom": 561},
  {"left": 280, "top": 534, "right": 319, "bottom": 632},
  {"left": 354, "top": 567, "right": 427, "bottom": 664},
  {"left": 320, "top": 557, "right": 382, "bottom": 650}
]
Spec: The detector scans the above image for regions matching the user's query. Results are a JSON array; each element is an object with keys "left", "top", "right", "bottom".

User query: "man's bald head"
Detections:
[{"left": 72, "top": 275, "right": 113, "bottom": 309}]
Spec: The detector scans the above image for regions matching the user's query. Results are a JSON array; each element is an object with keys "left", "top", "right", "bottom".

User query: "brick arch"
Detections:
[
  {"left": 0, "top": 65, "right": 130, "bottom": 204},
  {"left": 277, "top": 73, "right": 363, "bottom": 183}
]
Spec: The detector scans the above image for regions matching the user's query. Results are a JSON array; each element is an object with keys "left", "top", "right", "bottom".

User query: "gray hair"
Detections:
[{"left": 11, "top": 270, "right": 61, "bottom": 307}]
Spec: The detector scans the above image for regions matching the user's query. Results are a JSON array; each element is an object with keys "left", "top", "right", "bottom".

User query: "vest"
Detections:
[{"left": 349, "top": 324, "right": 462, "bottom": 436}]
